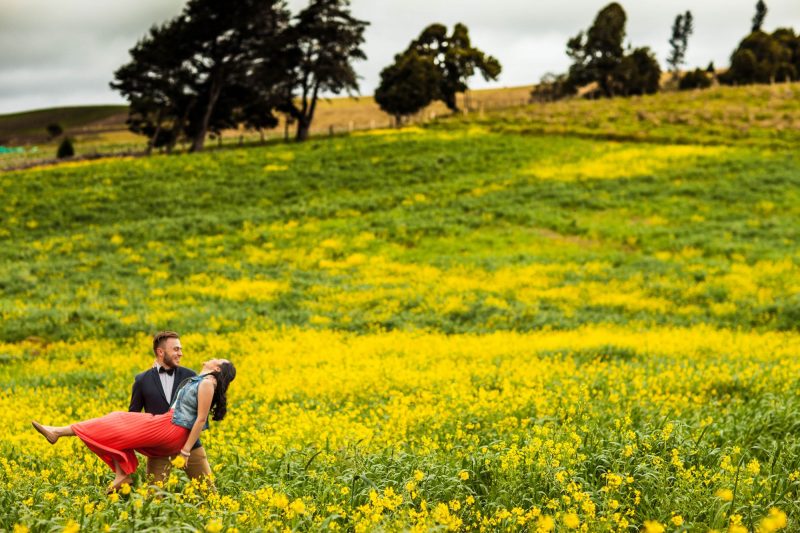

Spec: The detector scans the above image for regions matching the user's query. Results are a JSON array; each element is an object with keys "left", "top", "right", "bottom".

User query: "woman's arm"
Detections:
[{"left": 179, "top": 377, "right": 215, "bottom": 457}]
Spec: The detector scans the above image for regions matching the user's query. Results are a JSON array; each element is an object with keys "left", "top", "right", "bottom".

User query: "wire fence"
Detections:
[{"left": 1, "top": 94, "right": 536, "bottom": 170}]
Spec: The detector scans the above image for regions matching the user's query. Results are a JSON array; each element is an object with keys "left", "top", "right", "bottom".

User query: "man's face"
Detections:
[{"left": 159, "top": 338, "right": 183, "bottom": 369}]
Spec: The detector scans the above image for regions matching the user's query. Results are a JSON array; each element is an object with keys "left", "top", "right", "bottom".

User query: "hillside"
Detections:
[
  {"left": 0, "top": 105, "right": 128, "bottom": 144},
  {"left": 2, "top": 83, "right": 800, "bottom": 531},
  {"left": 0, "top": 87, "right": 533, "bottom": 169}
]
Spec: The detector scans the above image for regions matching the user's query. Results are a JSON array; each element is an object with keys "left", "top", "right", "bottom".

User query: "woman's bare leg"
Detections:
[
  {"left": 110, "top": 460, "right": 132, "bottom": 491},
  {"left": 31, "top": 421, "right": 73, "bottom": 444}
]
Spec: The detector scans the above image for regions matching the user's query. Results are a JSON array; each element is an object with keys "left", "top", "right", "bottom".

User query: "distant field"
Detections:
[
  {"left": 0, "top": 105, "right": 128, "bottom": 143},
  {"left": 0, "top": 86, "right": 533, "bottom": 169},
  {"left": 2, "top": 82, "right": 800, "bottom": 531}
]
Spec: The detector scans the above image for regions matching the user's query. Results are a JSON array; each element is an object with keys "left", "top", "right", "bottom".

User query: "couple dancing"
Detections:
[{"left": 32, "top": 331, "right": 236, "bottom": 492}]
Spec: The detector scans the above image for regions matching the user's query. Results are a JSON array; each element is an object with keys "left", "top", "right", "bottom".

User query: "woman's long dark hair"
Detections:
[{"left": 208, "top": 361, "right": 236, "bottom": 421}]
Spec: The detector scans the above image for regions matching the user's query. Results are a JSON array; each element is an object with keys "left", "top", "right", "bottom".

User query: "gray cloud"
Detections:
[{"left": 1, "top": 0, "right": 798, "bottom": 113}]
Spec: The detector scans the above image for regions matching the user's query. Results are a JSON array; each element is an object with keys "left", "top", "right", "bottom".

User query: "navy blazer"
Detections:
[{"left": 129, "top": 366, "right": 197, "bottom": 415}]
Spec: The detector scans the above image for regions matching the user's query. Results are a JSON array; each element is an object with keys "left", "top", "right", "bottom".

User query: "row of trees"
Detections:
[
  {"left": 112, "top": 0, "right": 367, "bottom": 152},
  {"left": 114, "top": 0, "right": 799, "bottom": 150},
  {"left": 113, "top": 0, "right": 501, "bottom": 150},
  {"left": 534, "top": 1, "right": 800, "bottom": 102}
]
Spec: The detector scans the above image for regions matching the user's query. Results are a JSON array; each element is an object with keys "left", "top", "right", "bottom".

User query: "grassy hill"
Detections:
[
  {"left": 0, "top": 105, "right": 128, "bottom": 144},
  {"left": 0, "top": 87, "right": 532, "bottom": 169},
  {"left": 1, "top": 83, "right": 799, "bottom": 531}
]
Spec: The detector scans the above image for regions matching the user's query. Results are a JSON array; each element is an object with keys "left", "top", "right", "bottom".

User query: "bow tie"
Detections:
[{"left": 158, "top": 367, "right": 175, "bottom": 376}]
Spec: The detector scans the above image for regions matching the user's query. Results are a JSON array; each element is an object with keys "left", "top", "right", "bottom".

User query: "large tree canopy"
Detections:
[
  {"left": 375, "top": 23, "right": 501, "bottom": 120},
  {"left": 374, "top": 49, "right": 441, "bottom": 124},
  {"left": 565, "top": 3, "right": 661, "bottom": 98},
  {"left": 278, "top": 0, "right": 368, "bottom": 142},
  {"left": 566, "top": 2, "right": 627, "bottom": 96},
  {"left": 111, "top": 18, "right": 196, "bottom": 153},
  {"left": 721, "top": 29, "right": 800, "bottom": 84},
  {"left": 114, "top": 0, "right": 371, "bottom": 150}
]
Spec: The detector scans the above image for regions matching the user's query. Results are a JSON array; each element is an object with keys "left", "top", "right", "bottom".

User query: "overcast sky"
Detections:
[{"left": 1, "top": 0, "right": 798, "bottom": 114}]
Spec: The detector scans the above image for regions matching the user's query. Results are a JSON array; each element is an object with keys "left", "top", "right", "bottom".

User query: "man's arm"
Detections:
[{"left": 129, "top": 374, "right": 144, "bottom": 412}]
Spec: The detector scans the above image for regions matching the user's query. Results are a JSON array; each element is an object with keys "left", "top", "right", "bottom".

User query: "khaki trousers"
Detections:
[{"left": 146, "top": 446, "right": 212, "bottom": 485}]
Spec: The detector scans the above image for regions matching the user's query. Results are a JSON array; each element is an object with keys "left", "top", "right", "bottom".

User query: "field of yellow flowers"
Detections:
[{"left": 2, "top": 89, "right": 800, "bottom": 531}]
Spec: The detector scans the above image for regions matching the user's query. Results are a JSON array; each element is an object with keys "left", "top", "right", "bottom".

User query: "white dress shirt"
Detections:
[{"left": 154, "top": 363, "right": 175, "bottom": 402}]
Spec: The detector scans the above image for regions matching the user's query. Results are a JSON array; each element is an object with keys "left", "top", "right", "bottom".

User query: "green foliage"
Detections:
[
  {"left": 375, "top": 50, "right": 442, "bottom": 121},
  {"left": 680, "top": 68, "right": 713, "bottom": 90},
  {"left": 377, "top": 23, "right": 501, "bottom": 116},
  {"left": 752, "top": 0, "right": 768, "bottom": 33},
  {"left": 721, "top": 29, "right": 800, "bottom": 85},
  {"left": 279, "top": 0, "right": 369, "bottom": 141},
  {"left": 565, "top": 3, "right": 662, "bottom": 98},
  {"left": 616, "top": 47, "right": 661, "bottom": 95},
  {"left": 566, "top": 2, "right": 627, "bottom": 96},
  {"left": 667, "top": 10, "right": 694, "bottom": 75}
]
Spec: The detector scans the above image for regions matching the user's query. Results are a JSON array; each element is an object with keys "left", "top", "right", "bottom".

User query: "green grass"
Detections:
[{"left": 2, "top": 82, "right": 800, "bottom": 532}]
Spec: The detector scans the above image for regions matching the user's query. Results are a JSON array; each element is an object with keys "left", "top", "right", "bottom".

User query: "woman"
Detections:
[{"left": 32, "top": 359, "right": 235, "bottom": 491}]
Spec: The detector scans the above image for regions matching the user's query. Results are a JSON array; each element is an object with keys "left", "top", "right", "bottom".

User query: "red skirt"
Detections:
[{"left": 71, "top": 410, "right": 189, "bottom": 475}]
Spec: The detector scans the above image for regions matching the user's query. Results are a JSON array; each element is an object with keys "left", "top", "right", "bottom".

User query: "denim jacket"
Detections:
[{"left": 171, "top": 375, "right": 211, "bottom": 431}]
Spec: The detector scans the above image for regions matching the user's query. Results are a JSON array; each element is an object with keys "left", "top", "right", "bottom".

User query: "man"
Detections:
[{"left": 129, "top": 330, "right": 212, "bottom": 484}]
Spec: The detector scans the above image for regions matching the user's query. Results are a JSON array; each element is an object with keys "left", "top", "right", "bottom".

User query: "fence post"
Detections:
[{"left": 329, "top": 125, "right": 334, "bottom": 137}]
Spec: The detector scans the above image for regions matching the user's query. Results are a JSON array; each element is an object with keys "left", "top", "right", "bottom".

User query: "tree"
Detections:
[
  {"left": 111, "top": 19, "right": 195, "bottom": 154},
  {"left": 667, "top": 11, "right": 694, "bottom": 78},
  {"left": 46, "top": 123, "right": 63, "bottom": 139},
  {"left": 375, "top": 23, "right": 501, "bottom": 119},
  {"left": 375, "top": 49, "right": 441, "bottom": 125},
  {"left": 566, "top": 3, "right": 628, "bottom": 97},
  {"left": 111, "top": 1, "right": 289, "bottom": 153},
  {"left": 180, "top": 0, "right": 290, "bottom": 151},
  {"left": 721, "top": 29, "right": 796, "bottom": 84},
  {"left": 752, "top": 0, "right": 767, "bottom": 33},
  {"left": 679, "top": 68, "right": 712, "bottom": 90},
  {"left": 616, "top": 47, "right": 661, "bottom": 95},
  {"left": 279, "top": 0, "right": 368, "bottom": 141},
  {"left": 413, "top": 23, "right": 501, "bottom": 111},
  {"left": 56, "top": 138, "right": 74, "bottom": 159}
]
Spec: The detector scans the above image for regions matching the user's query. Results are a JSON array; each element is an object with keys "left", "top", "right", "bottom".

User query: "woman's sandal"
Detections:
[{"left": 31, "top": 421, "right": 57, "bottom": 444}]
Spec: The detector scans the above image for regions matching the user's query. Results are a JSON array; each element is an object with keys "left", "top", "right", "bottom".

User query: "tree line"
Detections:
[
  {"left": 112, "top": 0, "right": 800, "bottom": 152},
  {"left": 533, "top": 1, "right": 800, "bottom": 101},
  {"left": 111, "top": 0, "right": 368, "bottom": 153}
]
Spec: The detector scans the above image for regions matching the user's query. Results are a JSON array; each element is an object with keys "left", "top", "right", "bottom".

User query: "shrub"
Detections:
[
  {"left": 56, "top": 138, "right": 75, "bottom": 159},
  {"left": 679, "top": 68, "right": 712, "bottom": 90},
  {"left": 46, "top": 123, "right": 63, "bottom": 139}
]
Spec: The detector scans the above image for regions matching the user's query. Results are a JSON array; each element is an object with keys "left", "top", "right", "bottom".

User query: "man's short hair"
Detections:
[{"left": 153, "top": 331, "right": 180, "bottom": 356}]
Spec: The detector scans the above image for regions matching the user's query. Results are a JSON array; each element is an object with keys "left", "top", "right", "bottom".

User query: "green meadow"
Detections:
[{"left": 1, "top": 83, "right": 800, "bottom": 532}]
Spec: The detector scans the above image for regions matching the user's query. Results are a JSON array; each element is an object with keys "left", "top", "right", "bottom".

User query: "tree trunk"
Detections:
[
  {"left": 168, "top": 100, "right": 196, "bottom": 154},
  {"left": 190, "top": 75, "right": 224, "bottom": 153},
  {"left": 147, "top": 109, "right": 164, "bottom": 156},
  {"left": 295, "top": 83, "right": 319, "bottom": 142},
  {"left": 295, "top": 118, "right": 310, "bottom": 141}
]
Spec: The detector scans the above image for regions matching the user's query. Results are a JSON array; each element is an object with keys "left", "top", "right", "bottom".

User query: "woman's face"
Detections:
[{"left": 203, "top": 358, "right": 229, "bottom": 372}]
